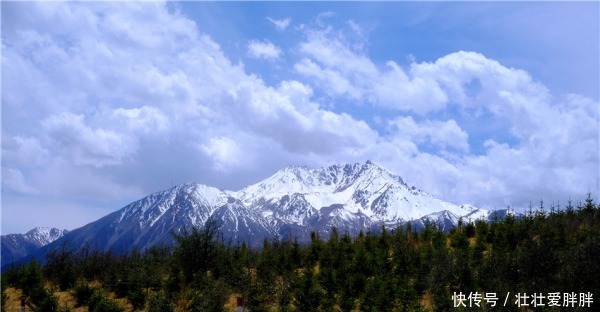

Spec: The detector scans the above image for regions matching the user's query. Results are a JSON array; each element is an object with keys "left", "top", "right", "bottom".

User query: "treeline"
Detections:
[{"left": 2, "top": 195, "right": 599, "bottom": 311}]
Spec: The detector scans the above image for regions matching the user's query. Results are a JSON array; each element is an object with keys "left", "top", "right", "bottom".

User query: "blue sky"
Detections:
[{"left": 2, "top": 1, "right": 599, "bottom": 234}]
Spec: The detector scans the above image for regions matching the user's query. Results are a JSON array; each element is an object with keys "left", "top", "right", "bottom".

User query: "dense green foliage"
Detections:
[
  {"left": 72, "top": 282, "right": 123, "bottom": 312},
  {"left": 2, "top": 194, "right": 599, "bottom": 311},
  {"left": 1, "top": 275, "right": 8, "bottom": 311}
]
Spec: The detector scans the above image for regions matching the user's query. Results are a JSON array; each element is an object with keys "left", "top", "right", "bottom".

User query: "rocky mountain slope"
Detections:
[{"left": 1, "top": 227, "right": 68, "bottom": 266}]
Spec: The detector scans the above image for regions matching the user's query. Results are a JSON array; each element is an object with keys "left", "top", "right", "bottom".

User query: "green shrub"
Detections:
[
  {"left": 147, "top": 291, "right": 173, "bottom": 312},
  {"left": 92, "top": 297, "right": 124, "bottom": 312},
  {"left": 127, "top": 287, "right": 146, "bottom": 310},
  {"left": 73, "top": 282, "right": 94, "bottom": 307},
  {"left": 33, "top": 288, "right": 59, "bottom": 311}
]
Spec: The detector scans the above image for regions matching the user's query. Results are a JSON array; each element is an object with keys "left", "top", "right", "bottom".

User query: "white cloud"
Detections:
[
  {"left": 292, "top": 23, "right": 598, "bottom": 208},
  {"left": 2, "top": 2, "right": 597, "bottom": 234},
  {"left": 267, "top": 17, "right": 291, "bottom": 31},
  {"left": 112, "top": 106, "right": 169, "bottom": 133},
  {"left": 41, "top": 112, "right": 138, "bottom": 167},
  {"left": 315, "top": 11, "right": 335, "bottom": 28},
  {"left": 374, "top": 87, "right": 599, "bottom": 208},
  {"left": 294, "top": 58, "right": 360, "bottom": 99},
  {"left": 374, "top": 61, "right": 448, "bottom": 114},
  {"left": 411, "top": 51, "right": 551, "bottom": 122},
  {"left": 296, "top": 27, "right": 448, "bottom": 114},
  {"left": 389, "top": 117, "right": 470, "bottom": 153},
  {"left": 2, "top": 1, "right": 382, "bottom": 231},
  {"left": 247, "top": 40, "right": 282, "bottom": 60},
  {"left": 200, "top": 137, "right": 243, "bottom": 172},
  {"left": 1, "top": 168, "right": 37, "bottom": 194},
  {"left": 299, "top": 29, "right": 378, "bottom": 77},
  {"left": 2, "top": 136, "right": 50, "bottom": 167},
  {"left": 224, "top": 78, "right": 378, "bottom": 155}
]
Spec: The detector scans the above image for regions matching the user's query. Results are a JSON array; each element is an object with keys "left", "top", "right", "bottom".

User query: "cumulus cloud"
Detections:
[
  {"left": 2, "top": 136, "right": 50, "bottom": 167},
  {"left": 295, "top": 58, "right": 360, "bottom": 99},
  {"left": 41, "top": 112, "right": 138, "bottom": 167},
  {"left": 373, "top": 57, "right": 599, "bottom": 207},
  {"left": 389, "top": 117, "right": 470, "bottom": 153},
  {"left": 2, "top": 2, "right": 597, "bottom": 234},
  {"left": 291, "top": 22, "right": 598, "bottom": 208},
  {"left": 411, "top": 51, "right": 551, "bottom": 123},
  {"left": 224, "top": 78, "right": 377, "bottom": 155},
  {"left": 247, "top": 40, "right": 282, "bottom": 60},
  {"left": 112, "top": 106, "right": 169, "bottom": 133},
  {"left": 200, "top": 137, "right": 243, "bottom": 172},
  {"left": 295, "top": 26, "right": 448, "bottom": 114},
  {"left": 375, "top": 61, "right": 448, "bottom": 114},
  {"left": 1, "top": 2, "right": 385, "bottom": 232}
]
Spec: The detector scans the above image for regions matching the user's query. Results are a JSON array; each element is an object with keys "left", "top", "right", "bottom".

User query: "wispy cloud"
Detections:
[{"left": 267, "top": 17, "right": 291, "bottom": 31}]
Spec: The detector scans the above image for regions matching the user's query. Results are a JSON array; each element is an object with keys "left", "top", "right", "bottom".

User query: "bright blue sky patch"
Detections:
[{"left": 2, "top": 1, "right": 598, "bottom": 234}]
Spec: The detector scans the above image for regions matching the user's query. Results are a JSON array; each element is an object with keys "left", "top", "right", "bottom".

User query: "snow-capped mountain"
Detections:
[
  {"left": 237, "top": 161, "right": 486, "bottom": 230},
  {"left": 5, "top": 161, "right": 507, "bottom": 267},
  {"left": 1, "top": 227, "right": 68, "bottom": 266}
]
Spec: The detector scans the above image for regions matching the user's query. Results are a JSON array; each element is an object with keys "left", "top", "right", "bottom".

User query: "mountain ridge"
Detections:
[
  {"left": 3, "top": 161, "right": 508, "bottom": 268},
  {"left": 1, "top": 227, "right": 69, "bottom": 267}
]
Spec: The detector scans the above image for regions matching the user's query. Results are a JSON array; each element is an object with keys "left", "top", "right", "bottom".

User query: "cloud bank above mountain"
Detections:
[{"left": 2, "top": 1, "right": 598, "bottom": 234}]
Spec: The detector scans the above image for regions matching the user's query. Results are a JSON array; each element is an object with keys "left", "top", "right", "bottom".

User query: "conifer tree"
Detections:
[{"left": 173, "top": 217, "right": 221, "bottom": 284}]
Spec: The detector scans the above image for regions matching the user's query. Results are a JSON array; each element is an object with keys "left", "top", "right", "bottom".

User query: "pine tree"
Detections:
[
  {"left": 44, "top": 241, "right": 77, "bottom": 291},
  {"left": 173, "top": 217, "right": 221, "bottom": 284},
  {"left": 293, "top": 267, "right": 323, "bottom": 312}
]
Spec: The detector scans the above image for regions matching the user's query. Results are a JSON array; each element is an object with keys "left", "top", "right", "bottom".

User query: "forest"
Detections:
[{"left": 2, "top": 194, "right": 599, "bottom": 311}]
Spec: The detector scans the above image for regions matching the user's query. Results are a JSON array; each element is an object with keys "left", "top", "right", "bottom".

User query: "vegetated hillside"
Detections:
[{"left": 2, "top": 195, "right": 598, "bottom": 311}]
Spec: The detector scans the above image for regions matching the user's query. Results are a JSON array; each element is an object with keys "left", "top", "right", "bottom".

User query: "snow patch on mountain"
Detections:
[{"left": 24, "top": 227, "right": 69, "bottom": 246}]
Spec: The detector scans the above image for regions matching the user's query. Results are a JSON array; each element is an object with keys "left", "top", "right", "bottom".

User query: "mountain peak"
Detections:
[
  {"left": 320, "top": 161, "right": 406, "bottom": 188},
  {"left": 24, "top": 227, "right": 69, "bottom": 246},
  {"left": 5, "top": 162, "right": 496, "bottom": 266},
  {"left": 1, "top": 227, "right": 70, "bottom": 266},
  {"left": 237, "top": 161, "right": 405, "bottom": 200}
]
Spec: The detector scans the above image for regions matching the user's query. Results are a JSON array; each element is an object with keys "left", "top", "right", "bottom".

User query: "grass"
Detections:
[{"left": 6, "top": 287, "right": 255, "bottom": 312}]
